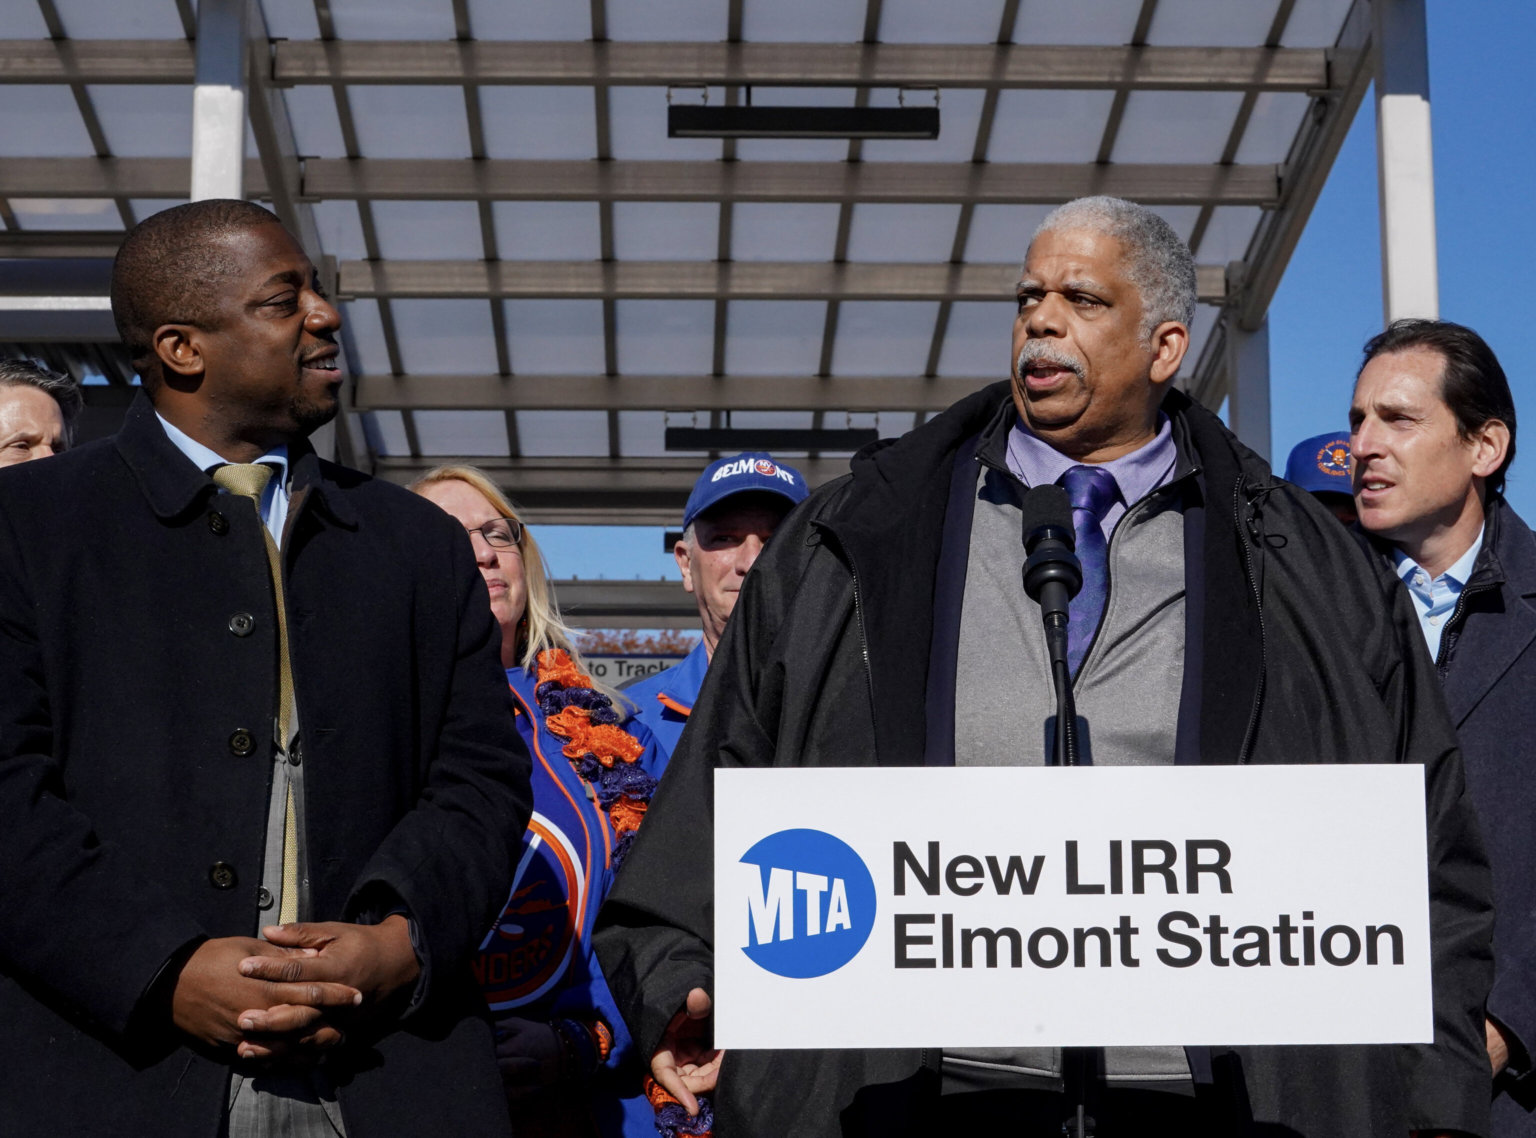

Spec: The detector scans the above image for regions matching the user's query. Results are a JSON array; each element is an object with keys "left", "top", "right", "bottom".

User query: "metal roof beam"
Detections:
[
  {"left": 263, "top": 40, "right": 1328, "bottom": 92},
  {"left": 354, "top": 373, "right": 989, "bottom": 412},
  {"left": 341, "top": 258, "right": 1228, "bottom": 305},
  {"left": 305, "top": 159, "right": 1281, "bottom": 206},
  {"left": 0, "top": 158, "right": 1279, "bottom": 207}
]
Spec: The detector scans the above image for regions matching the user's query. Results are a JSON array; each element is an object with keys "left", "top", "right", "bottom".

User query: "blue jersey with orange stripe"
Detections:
[
  {"left": 474, "top": 666, "right": 666, "bottom": 1137},
  {"left": 624, "top": 640, "right": 710, "bottom": 760}
]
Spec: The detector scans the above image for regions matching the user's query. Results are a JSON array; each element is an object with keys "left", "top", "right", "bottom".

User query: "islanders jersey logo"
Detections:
[
  {"left": 1314, "top": 438, "right": 1351, "bottom": 480},
  {"left": 475, "top": 812, "right": 585, "bottom": 1010}
]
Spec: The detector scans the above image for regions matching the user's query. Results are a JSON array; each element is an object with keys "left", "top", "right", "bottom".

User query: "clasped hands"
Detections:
[{"left": 171, "top": 915, "right": 419, "bottom": 1065}]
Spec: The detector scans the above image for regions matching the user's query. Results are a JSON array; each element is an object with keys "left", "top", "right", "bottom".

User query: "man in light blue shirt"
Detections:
[{"left": 1392, "top": 524, "right": 1483, "bottom": 661}]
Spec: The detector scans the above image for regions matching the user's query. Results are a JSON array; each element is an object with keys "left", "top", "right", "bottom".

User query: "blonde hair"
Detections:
[{"left": 408, "top": 465, "right": 624, "bottom": 706}]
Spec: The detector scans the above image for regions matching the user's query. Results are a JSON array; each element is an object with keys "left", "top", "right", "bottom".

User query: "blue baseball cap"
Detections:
[
  {"left": 682, "top": 452, "right": 809, "bottom": 531},
  {"left": 1283, "top": 431, "right": 1354, "bottom": 496}
]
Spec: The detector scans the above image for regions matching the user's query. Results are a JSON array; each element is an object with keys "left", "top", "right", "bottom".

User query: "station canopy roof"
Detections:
[{"left": 1, "top": 0, "right": 1371, "bottom": 523}]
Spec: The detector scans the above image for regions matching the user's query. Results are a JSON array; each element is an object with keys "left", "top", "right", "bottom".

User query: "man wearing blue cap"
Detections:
[
  {"left": 626, "top": 452, "right": 808, "bottom": 757},
  {"left": 1283, "top": 430, "right": 1357, "bottom": 524}
]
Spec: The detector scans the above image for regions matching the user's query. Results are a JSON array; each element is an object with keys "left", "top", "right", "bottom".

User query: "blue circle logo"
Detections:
[{"left": 739, "top": 828, "right": 877, "bottom": 979}]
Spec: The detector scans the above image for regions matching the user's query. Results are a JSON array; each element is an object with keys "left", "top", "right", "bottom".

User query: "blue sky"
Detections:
[{"left": 541, "top": 0, "right": 1535, "bottom": 581}]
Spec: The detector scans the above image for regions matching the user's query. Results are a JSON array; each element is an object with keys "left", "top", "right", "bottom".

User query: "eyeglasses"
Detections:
[{"left": 466, "top": 517, "right": 522, "bottom": 549}]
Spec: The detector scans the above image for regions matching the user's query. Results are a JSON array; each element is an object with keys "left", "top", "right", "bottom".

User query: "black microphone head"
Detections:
[{"left": 1019, "top": 484, "right": 1075, "bottom": 552}]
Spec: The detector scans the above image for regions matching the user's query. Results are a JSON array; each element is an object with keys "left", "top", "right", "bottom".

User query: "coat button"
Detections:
[
  {"left": 288, "top": 737, "right": 303, "bottom": 767},
  {"left": 208, "top": 511, "right": 229, "bottom": 536},
  {"left": 256, "top": 886, "right": 274, "bottom": 910},
  {"left": 209, "top": 862, "right": 237, "bottom": 890},
  {"left": 229, "top": 612, "right": 255, "bottom": 637},
  {"left": 229, "top": 728, "right": 255, "bottom": 757}
]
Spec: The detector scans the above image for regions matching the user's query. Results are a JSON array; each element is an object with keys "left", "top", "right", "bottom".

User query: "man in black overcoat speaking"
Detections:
[
  {"left": 0, "top": 200, "right": 531, "bottom": 1136},
  {"left": 594, "top": 197, "right": 1494, "bottom": 1137}
]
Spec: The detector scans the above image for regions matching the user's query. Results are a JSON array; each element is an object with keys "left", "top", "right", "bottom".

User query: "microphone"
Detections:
[
  {"left": 1019, "top": 484, "right": 1085, "bottom": 768},
  {"left": 1020, "top": 484, "right": 1082, "bottom": 633}
]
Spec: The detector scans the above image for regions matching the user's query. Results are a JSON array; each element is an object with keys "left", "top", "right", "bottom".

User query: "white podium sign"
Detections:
[{"left": 713, "top": 766, "right": 1431, "bottom": 1050}]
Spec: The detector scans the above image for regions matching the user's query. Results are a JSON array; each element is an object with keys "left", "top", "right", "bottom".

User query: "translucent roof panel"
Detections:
[
  {"left": 862, "top": 88, "right": 986, "bottom": 165},
  {"left": 964, "top": 205, "right": 1053, "bottom": 264},
  {"left": 1112, "top": 92, "right": 1245, "bottom": 165},
  {"left": 87, "top": 86, "right": 193, "bottom": 158},
  {"left": 830, "top": 301, "right": 941, "bottom": 376},
  {"left": 743, "top": 0, "right": 864, "bottom": 42},
  {"left": 1146, "top": 0, "right": 1280, "bottom": 46},
  {"left": 613, "top": 202, "right": 720, "bottom": 261},
  {"left": 607, "top": 0, "right": 727, "bottom": 42},
  {"left": 1182, "top": 305, "right": 1220, "bottom": 382},
  {"left": 327, "top": 0, "right": 456, "bottom": 40},
  {"left": 414, "top": 411, "right": 511, "bottom": 457},
  {"left": 846, "top": 203, "right": 963, "bottom": 263},
  {"left": 348, "top": 87, "right": 472, "bottom": 160},
  {"left": 1282, "top": 0, "right": 1356, "bottom": 47},
  {"left": 615, "top": 300, "right": 716, "bottom": 375},
  {"left": 725, "top": 301, "right": 827, "bottom": 375},
  {"left": 881, "top": 0, "right": 1008, "bottom": 44},
  {"left": 727, "top": 410, "right": 816, "bottom": 430},
  {"left": 0, "top": 5, "right": 48, "bottom": 37},
  {"left": 732, "top": 203, "right": 841, "bottom": 262},
  {"left": 936, "top": 301, "right": 1017, "bottom": 377},
  {"left": 467, "top": 0, "right": 592, "bottom": 40},
  {"left": 1194, "top": 206, "right": 1264, "bottom": 264},
  {"left": 0, "top": 88, "right": 92, "bottom": 158},
  {"left": 362, "top": 410, "right": 410, "bottom": 457},
  {"left": 620, "top": 410, "right": 701, "bottom": 458},
  {"left": 10, "top": 199, "right": 122, "bottom": 231},
  {"left": 131, "top": 199, "right": 188, "bottom": 225},
  {"left": 988, "top": 90, "right": 1116, "bottom": 163},
  {"left": 503, "top": 300, "right": 607, "bottom": 374},
  {"left": 372, "top": 201, "right": 486, "bottom": 261},
  {"left": 735, "top": 89, "right": 856, "bottom": 165},
  {"left": 314, "top": 200, "right": 368, "bottom": 261},
  {"left": 53, "top": 0, "right": 184, "bottom": 38},
  {"left": 609, "top": 87, "right": 721, "bottom": 162},
  {"left": 494, "top": 202, "right": 603, "bottom": 261},
  {"left": 1234, "top": 93, "right": 1313, "bottom": 164},
  {"left": 390, "top": 300, "right": 500, "bottom": 375},
  {"left": 480, "top": 87, "right": 598, "bottom": 160},
  {"left": 340, "top": 300, "right": 390, "bottom": 374},
  {"left": 282, "top": 86, "right": 348, "bottom": 159},
  {"left": 258, "top": 0, "right": 322, "bottom": 40},
  {"left": 1013, "top": 0, "right": 1142, "bottom": 46},
  {"left": 517, "top": 410, "right": 611, "bottom": 457}
]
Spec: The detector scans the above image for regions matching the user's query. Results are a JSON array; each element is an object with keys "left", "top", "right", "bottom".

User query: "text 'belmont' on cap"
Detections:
[{"left": 682, "top": 452, "right": 810, "bottom": 531}]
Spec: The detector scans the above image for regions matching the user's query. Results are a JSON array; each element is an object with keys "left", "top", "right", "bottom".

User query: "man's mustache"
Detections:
[{"left": 1015, "top": 342, "right": 1086, "bottom": 379}]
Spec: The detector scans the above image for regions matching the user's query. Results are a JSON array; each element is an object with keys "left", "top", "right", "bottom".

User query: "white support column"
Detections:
[
  {"left": 1373, "top": 0, "right": 1439, "bottom": 322},
  {"left": 1226, "top": 315, "right": 1272, "bottom": 463},
  {"left": 190, "top": 0, "right": 249, "bottom": 201}
]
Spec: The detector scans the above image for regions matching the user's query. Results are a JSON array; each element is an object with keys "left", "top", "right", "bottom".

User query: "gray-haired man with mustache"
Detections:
[{"left": 595, "top": 197, "right": 1492, "bottom": 1138}]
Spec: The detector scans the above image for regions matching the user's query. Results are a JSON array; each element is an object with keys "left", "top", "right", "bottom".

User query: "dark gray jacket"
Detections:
[{"left": 596, "top": 383, "right": 1493, "bottom": 1137}]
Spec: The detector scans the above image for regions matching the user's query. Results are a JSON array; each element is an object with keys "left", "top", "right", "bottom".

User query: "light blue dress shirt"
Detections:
[
  {"left": 155, "top": 411, "right": 290, "bottom": 542},
  {"left": 1393, "top": 524, "right": 1485, "bottom": 662},
  {"left": 1004, "top": 412, "right": 1178, "bottom": 539}
]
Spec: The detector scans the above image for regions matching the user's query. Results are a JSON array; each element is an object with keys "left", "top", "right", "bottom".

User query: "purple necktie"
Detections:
[{"left": 1058, "top": 464, "right": 1118, "bottom": 676}]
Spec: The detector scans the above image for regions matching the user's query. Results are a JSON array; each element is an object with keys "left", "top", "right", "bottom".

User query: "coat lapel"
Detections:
[{"left": 1442, "top": 499, "right": 1536, "bottom": 727}]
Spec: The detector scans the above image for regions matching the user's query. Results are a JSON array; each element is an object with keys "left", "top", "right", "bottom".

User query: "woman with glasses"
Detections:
[{"left": 411, "top": 466, "right": 667, "bottom": 1138}]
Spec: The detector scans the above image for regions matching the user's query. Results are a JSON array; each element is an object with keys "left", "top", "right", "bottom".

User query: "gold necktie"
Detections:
[{"left": 212, "top": 463, "right": 300, "bottom": 926}]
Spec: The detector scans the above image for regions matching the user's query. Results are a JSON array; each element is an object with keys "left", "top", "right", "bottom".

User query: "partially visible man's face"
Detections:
[
  {"left": 676, "top": 494, "right": 790, "bottom": 656},
  {"left": 0, "top": 385, "right": 66, "bottom": 467},
  {"left": 165, "top": 223, "right": 343, "bottom": 446},
  {"left": 1350, "top": 348, "right": 1494, "bottom": 546},
  {"left": 1011, "top": 227, "right": 1187, "bottom": 462}
]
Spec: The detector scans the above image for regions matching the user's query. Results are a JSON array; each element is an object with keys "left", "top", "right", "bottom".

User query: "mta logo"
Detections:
[{"left": 740, "top": 829, "right": 877, "bottom": 979}]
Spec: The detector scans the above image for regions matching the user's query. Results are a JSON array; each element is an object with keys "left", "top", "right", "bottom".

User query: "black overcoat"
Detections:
[
  {"left": 0, "top": 395, "right": 532, "bottom": 1136},
  {"left": 1412, "top": 496, "right": 1536, "bottom": 1136},
  {"left": 595, "top": 383, "right": 1494, "bottom": 1137}
]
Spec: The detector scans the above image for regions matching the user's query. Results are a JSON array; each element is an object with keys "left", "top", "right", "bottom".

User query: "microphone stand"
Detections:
[{"left": 1021, "top": 496, "right": 1095, "bottom": 1136}]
